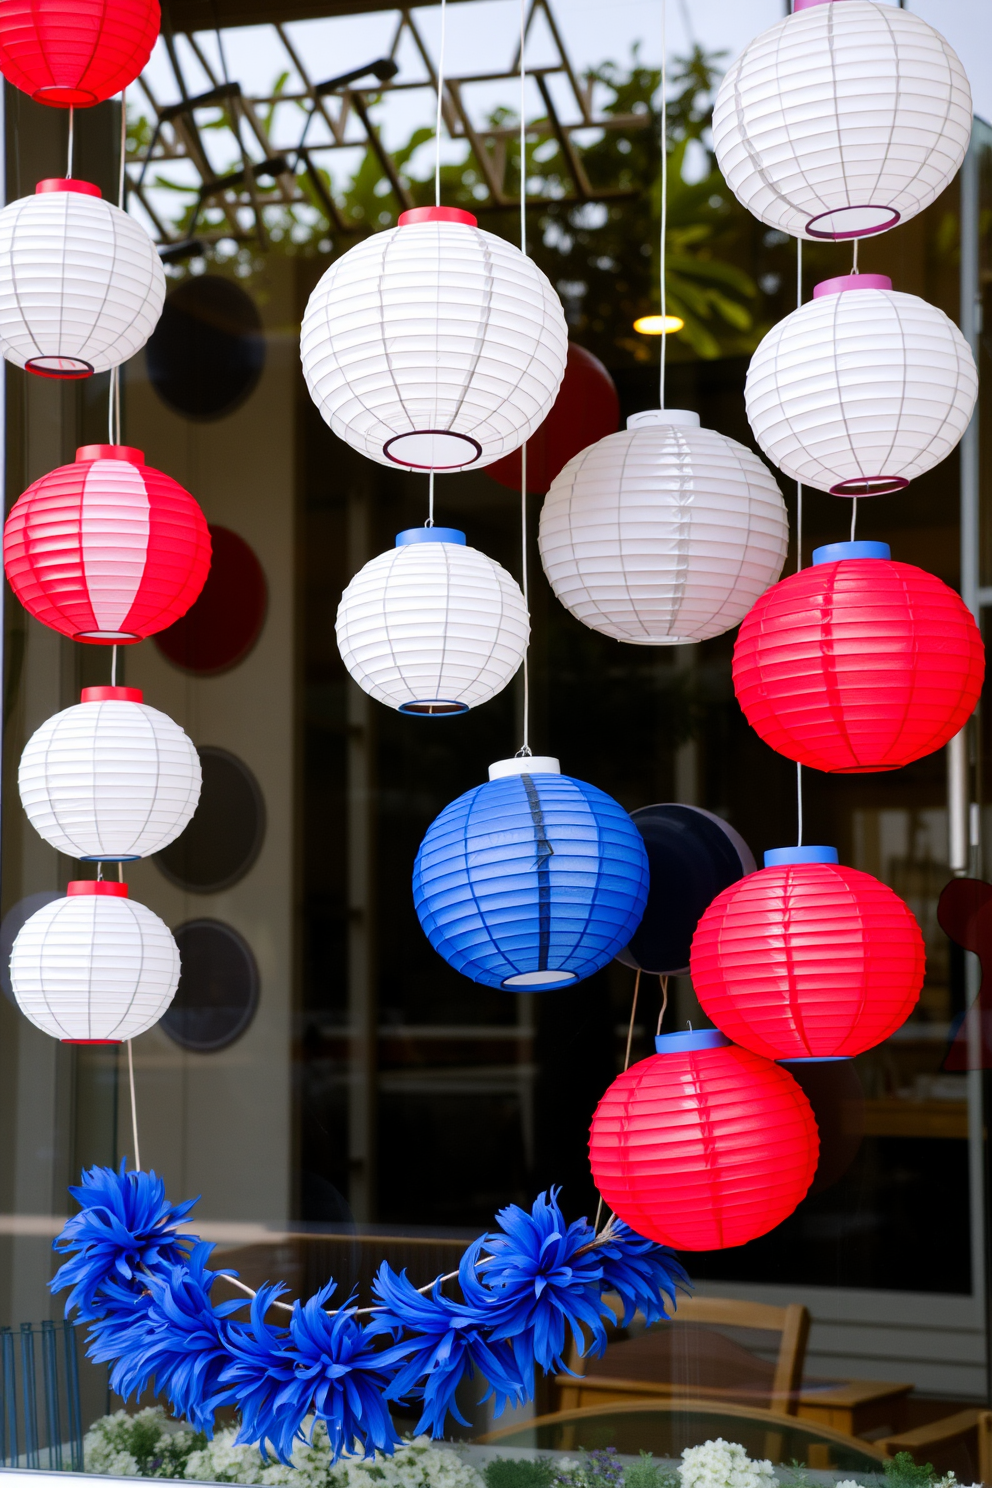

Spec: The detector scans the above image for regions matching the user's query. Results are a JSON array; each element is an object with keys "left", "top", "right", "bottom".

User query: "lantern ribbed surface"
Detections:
[
  {"left": 691, "top": 861, "right": 925, "bottom": 1060},
  {"left": 0, "top": 0, "right": 160, "bottom": 106},
  {"left": 11, "top": 883, "right": 180, "bottom": 1042},
  {"left": 538, "top": 412, "right": 788, "bottom": 643},
  {"left": 4, "top": 444, "right": 211, "bottom": 642},
  {"left": 336, "top": 532, "right": 529, "bottom": 714},
  {"left": 19, "top": 689, "right": 201, "bottom": 861},
  {"left": 0, "top": 181, "right": 165, "bottom": 377},
  {"left": 733, "top": 551, "right": 984, "bottom": 773},
  {"left": 301, "top": 211, "right": 568, "bottom": 471},
  {"left": 745, "top": 280, "right": 977, "bottom": 496},
  {"left": 589, "top": 1035, "right": 819, "bottom": 1250},
  {"left": 413, "top": 766, "right": 649, "bottom": 990},
  {"left": 712, "top": 0, "right": 972, "bottom": 241}
]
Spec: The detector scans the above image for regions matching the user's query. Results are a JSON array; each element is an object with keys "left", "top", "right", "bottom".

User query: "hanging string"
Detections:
[
  {"left": 111, "top": 645, "right": 118, "bottom": 687},
  {"left": 796, "top": 234, "right": 804, "bottom": 849},
  {"left": 655, "top": 974, "right": 669, "bottom": 1035},
  {"left": 66, "top": 106, "right": 75, "bottom": 179},
  {"left": 118, "top": 89, "right": 128, "bottom": 207},
  {"left": 126, "top": 1040, "right": 141, "bottom": 1171},
  {"left": 426, "top": 470, "right": 434, "bottom": 527},
  {"left": 658, "top": 0, "right": 668, "bottom": 410},
  {"left": 850, "top": 495, "right": 858, "bottom": 541},
  {"left": 851, "top": 238, "right": 859, "bottom": 275},
  {"left": 595, "top": 966, "right": 643, "bottom": 1232},
  {"left": 516, "top": 0, "right": 531, "bottom": 759},
  {"left": 433, "top": 0, "right": 448, "bottom": 208}
]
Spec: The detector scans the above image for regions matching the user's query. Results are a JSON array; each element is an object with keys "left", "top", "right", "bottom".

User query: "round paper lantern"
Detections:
[
  {"left": 10, "top": 880, "right": 180, "bottom": 1043},
  {"left": 0, "top": 0, "right": 160, "bottom": 106},
  {"left": 617, "top": 804, "right": 756, "bottom": 977},
  {"left": 413, "top": 756, "right": 649, "bottom": 990},
  {"left": 336, "top": 527, "right": 529, "bottom": 715},
  {"left": 538, "top": 410, "right": 788, "bottom": 644},
  {"left": 301, "top": 205, "right": 568, "bottom": 471},
  {"left": 691, "top": 845, "right": 925, "bottom": 1060},
  {"left": 712, "top": 0, "right": 971, "bottom": 242},
  {"left": 0, "top": 179, "right": 165, "bottom": 378},
  {"left": 745, "top": 274, "right": 977, "bottom": 496},
  {"left": 19, "top": 686, "right": 201, "bottom": 861},
  {"left": 589, "top": 1029, "right": 819, "bottom": 1250},
  {"left": 486, "top": 342, "right": 620, "bottom": 494},
  {"left": 4, "top": 443, "right": 211, "bottom": 643},
  {"left": 733, "top": 540, "right": 984, "bottom": 773}
]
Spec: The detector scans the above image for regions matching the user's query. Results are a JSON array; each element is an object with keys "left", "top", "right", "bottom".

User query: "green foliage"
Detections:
[
  {"left": 884, "top": 1452, "right": 938, "bottom": 1488},
  {"left": 83, "top": 1406, "right": 206, "bottom": 1478},
  {"left": 624, "top": 1451, "right": 680, "bottom": 1488},
  {"left": 483, "top": 1458, "right": 558, "bottom": 1488}
]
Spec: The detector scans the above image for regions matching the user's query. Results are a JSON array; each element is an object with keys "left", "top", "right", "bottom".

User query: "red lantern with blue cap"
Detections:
[
  {"left": 732, "top": 540, "right": 984, "bottom": 773},
  {"left": 690, "top": 845, "right": 925, "bottom": 1061},
  {"left": 588, "top": 1027, "right": 819, "bottom": 1250}
]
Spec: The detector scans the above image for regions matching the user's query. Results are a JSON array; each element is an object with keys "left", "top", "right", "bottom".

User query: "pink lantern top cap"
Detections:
[
  {"left": 36, "top": 179, "right": 101, "bottom": 198},
  {"left": 398, "top": 206, "right": 477, "bottom": 228},
  {"left": 814, "top": 273, "right": 892, "bottom": 298},
  {"left": 81, "top": 686, "right": 144, "bottom": 704},
  {"left": 76, "top": 444, "right": 144, "bottom": 465},
  {"left": 68, "top": 880, "right": 128, "bottom": 898}
]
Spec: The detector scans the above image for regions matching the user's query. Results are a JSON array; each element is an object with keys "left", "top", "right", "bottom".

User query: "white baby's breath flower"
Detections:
[{"left": 680, "top": 1438, "right": 777, "bottom": 1488}]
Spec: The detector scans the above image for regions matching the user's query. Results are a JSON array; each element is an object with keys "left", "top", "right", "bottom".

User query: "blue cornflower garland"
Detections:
[{"left": 52, "top": 1164, "right": 690, "bottom": 1464}]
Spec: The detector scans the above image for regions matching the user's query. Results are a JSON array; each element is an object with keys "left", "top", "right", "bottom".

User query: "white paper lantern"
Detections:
[
  {"left": 745, "top": 274, "right": 978, "bottom": 496},
  {"left": 712, "top": 0, "right": 972, "bottom": 242},
  {"left": 336, "top": 527, "right": 529, "bottom": 713},
  {"left": 0, "top": 178, "right": 165, "bottom": 377},
  {"left": 538, "top": 410, "right": 788, "bottom": 645},
  {"left": 301, "top": 205, "right": 568, "bottom": 471},
  {"left": 10, "top": 880, "right": 180, "bottom": 1042},
  {"left": 19, "top": 685, "right": 201, "bottom": 861}
]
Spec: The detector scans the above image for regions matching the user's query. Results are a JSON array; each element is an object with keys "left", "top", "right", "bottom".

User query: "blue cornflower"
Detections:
[{"left": 596, "top": 1221, "right": 691, "bottom": 1326}]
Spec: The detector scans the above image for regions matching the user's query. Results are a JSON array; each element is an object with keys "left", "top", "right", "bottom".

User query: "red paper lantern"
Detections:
[
  {"left": 589, "top": 1029, "right": 818, "bottom": 1251},
  {"left": 733, "top": 540, "right": 984, "bottom": 773},
  {"left": 0, "top": 0, "right": 160, "bottom": 106},
  {"left": 691, "top": 845, "right": 925, "bottom": 1061},
  {"left": 486, "top": 342, "right": 619, "bottom": 494},
  {"left": 4, "top": 444, "right": 211, "bottom": 644}
]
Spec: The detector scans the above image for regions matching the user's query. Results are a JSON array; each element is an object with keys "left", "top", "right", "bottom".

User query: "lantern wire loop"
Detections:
[
  {"left": 66, "top": 106, "right": 74, "bottom": 180},
  {"left": 515, "top": 0, "right": 532, "bottom": 760},
  {"left": 126, "top": 1039, "right": 141, "bottom": 1172},
  {"left": 426, "top": 469, "right": 434, "bottom": 527},
  {"left": 850, "top": 496, "right": 858, "bottom": 542},
  {"left": 795, "top": 233, "right": 804, "bottom": 850},
  {"left": 655, "top": 974, "right": 669, "bottom": 1036},
  {"left": 433, "top": 0, "right": 447, "bottom": 208},
  {"left": 659, "top": 0, "right": 668, "bottom": 410},
  {"left": 111, "top": 645, "right": 118, "bottom": 686}
]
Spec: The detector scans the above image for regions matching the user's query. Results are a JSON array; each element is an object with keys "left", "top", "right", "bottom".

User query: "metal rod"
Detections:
[
  {"left": 19, "top": 1326, "right": 38, "bottom": 1470},
  {"left": 40, "top": 1323, "right": 61, "bottom": 1471},
  {"left": 63, "top": 1324, "right": 82, "bottom": 1472}
]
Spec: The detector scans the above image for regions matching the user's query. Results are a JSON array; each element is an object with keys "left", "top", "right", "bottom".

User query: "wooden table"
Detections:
[{"left": 798, "top": 1379, "right": 915, "bottom": 1438}]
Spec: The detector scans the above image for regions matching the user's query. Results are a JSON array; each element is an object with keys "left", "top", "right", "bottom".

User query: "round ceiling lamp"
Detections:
[
  {"left": 538, "top": 410, "right": 789, "bottom": 644},
  {"left": 485, "top": 342, "right": 620, "bottom": 495},
  {"left": 10, "top": 880, "right": 180, "bottom": 1043},
  {"left": 745, "top": 274, "right": 977, "bottom": 496},
  {"left": 0, "top": 179, "right": 165, "bottom": 379},
  {"left": 336, "top": 527, "right": 529, "bottom": 716},
  {"left": 3, "top": 444, "right": 211, "bottom": 644},
  {"left": 0, "top": 0, "right": 160, "bottom": 106},
  {"left": 589, "top": 1029, "right": 819, "bottom": 1250},
  {"left": 712, "top": 0, "right": 972, "bottom": 242},
  {"left": 413, "top": 756, "right": 649, "bottom": 990},
  {"left": 19, "top": 686, "right": 201, "bottom": 862},
  {"left": 733, "top": 540, "right": 984, "bottom": 773},
  {"left": 691, "top": 845, "right": 925, "bottom": 1060},
  {"left": 301, "top": 205, "right": 568, "bottom": 471},
  {"left": 633, "top": 315, "right": 684, "bottom": 335}
]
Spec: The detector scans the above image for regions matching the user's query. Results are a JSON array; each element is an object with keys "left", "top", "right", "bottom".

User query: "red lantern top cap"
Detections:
[
  {"left": 75, "top": 444, "right": 144, "bottom": 465},
  {"left": 36, "top": 179, "right": 101, "bottom": 198},
  {"left": 398, "top": 206, "right": 477, "bottom": 228},
  {"left": 67, "top": 880, "right": 128, "bottom": 898},
  {"left": 654, "top": 1028, "right": 728, "bottom": 1055},
  {"left": 814, "top": 273, "right": 892, "bottom": 298},
  {"left": 81, "top": 686, "right": 144, "bottom": 704}
]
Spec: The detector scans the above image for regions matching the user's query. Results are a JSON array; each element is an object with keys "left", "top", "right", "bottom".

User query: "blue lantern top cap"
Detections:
[
  {"left": 812, "top": 540, "right": 891, "bottom": 565},
  {"left": 764, "top": 845, "right": 839, "bottom": 867},
  {"left": 779, "top": 1056, "right": 852, "bottom": 1065},
  {"left": 654, "top": 1029, "right": 728, "bottom": 1055},
  {"left": 396, "top": 527, "right": 466, "bottom": 547}
]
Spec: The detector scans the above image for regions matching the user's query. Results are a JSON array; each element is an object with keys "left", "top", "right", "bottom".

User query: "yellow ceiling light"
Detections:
[{"left": 634, "top": 314, "right": 684, "bottom": 335}]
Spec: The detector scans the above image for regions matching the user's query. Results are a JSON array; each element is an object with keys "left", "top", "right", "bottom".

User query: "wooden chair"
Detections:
[
  {"left": 554, "top": 1293, "right": 811, "bottom": 1417},
  {"left": 880, "top": 1408, "right": 992, "bottom": 1483}
]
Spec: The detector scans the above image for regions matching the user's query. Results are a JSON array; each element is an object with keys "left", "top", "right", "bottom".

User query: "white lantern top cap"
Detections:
[
  {"left": 36, "top": 178, "right": 101, "bottom": 199},
  {"left": 814, "top": 273, "right": 892, "bottom": 298},
  {"left": 80, "top": 685, "right": 144, "bottom": 704},
  {"left": 793, "top": 0, "right": 848, "bottom": 9},
  {"left": 395, "top": 526, "right": 466, "bottom": 547},
  {"left": 626, "top": 409, "right": 701, "bottom": 430},
  {"left": 67, "top": 880, "right": 129, "bottom": 898},
  {"left": 397, "top": 205, "right": 478, "bottom": 228},
  {"left": 488, "top": 756, "right": 561, "bottom": 780}
]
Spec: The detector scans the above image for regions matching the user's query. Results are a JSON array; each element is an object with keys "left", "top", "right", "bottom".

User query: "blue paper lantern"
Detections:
[{"left": 413, "top": 757, "right": 649, "bottom": 990}]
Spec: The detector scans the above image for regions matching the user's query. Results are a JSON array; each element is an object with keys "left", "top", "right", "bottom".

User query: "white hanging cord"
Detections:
[
  {"left": 655, "top": 974, "right": 669, "bottom": 1036},
  {"left": 108, "top": 368, "right": 117, "bottom": 443},
  {"left": 851, "top": 237, "right": 859, "bottom": 275},
  {"left": 118, "top": 89, "right": 128, "bottom": 207},
  {"left": 795, "top": 234, "right": 804, "bottom": 849},
  {"left": 659, "top": 0, "right": 668, "bottom": 410},
  {"left": 517, "top": 0, "right": 531, "bottom": 759},
  {"left": 426, "top": 470, "right": 435, "bottom": 527},
  {"left": 850, "top": 495, "right": 858, "bottom": 540},
  {"left": 66, "top": 105, "right": 75, "bottom": 179},
  {"left": 434, "top": 0, "right": 448, "bottom": 208},
  {"left": 126, "top": 1040, "right": 142, "bottom": 1171},
  {"left": 110, "top": 644, "right": 118, "bottom": 686}
]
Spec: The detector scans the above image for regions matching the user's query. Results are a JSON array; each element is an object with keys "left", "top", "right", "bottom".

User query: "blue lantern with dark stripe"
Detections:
[{"left": 413, "top": 757, "right": 650, "bottom": 990}]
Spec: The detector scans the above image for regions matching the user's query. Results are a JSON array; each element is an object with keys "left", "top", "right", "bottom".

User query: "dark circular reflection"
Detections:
[
  {"left": 146, "top": 276, "right": 265, "bottom": 421},
  {"left": 156, "top": 746, "right": 265, "bottom": 893},
  {"left": 783, "top": 1058, "right": 866, "bottom": 1196},
  {"left": 162, "top": 920, "right": 259, "bottom": 1052},
  {"left": 155, "top": 526, "right": 267, "bottom": 677}
]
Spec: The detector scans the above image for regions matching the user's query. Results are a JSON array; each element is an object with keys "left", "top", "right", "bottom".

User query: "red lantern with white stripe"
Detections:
[{"left": 3, "top": 444, "right": 211, "bottom": 643}]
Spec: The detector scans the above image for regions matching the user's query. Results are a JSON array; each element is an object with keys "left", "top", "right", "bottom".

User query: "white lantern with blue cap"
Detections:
[{"left": 335, "top": 527, "right": 529, "bottom": 715}]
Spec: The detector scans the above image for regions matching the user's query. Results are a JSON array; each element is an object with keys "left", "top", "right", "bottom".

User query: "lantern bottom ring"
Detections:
[
  {"left": 25, "top": 354, "right": 94, "bottom": 380},
  {"left": 32, "top": 86, "right": 100, "bottom": 107},
  {"left": 502, "top": 969, "right": 578, "bottom": 990},
  {"left": 383, "top": 430, "right": 483, "bottom": 470},
  {"left": 829, "top": 475, "right": 911, "bottom": 498},
  {"left": 78, "top": 855, "right": 142, "bottom": 863},
  {"left": 61, "top": 1039, "right": 122, "bottom": 1045},
  {"left": 398, "top": 699, "right": 470, "bottom": 716},
  {"left": 73, "top": 629, "right": 141, "bottom": 643},
  {"left": 806, "top": 204, "right": 901, "bottom": 240}
]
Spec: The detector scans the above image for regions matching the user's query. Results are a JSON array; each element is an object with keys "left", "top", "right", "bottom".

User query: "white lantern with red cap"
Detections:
[
  {"left": 19, "top": 687, "right": 201, "bottom": 861},
  {"left": 745, "top": 274, "right": 977, "bottom": 496},
  {"left": 10, "top": 881, "right": 180, "bottom": 1043},
  {"left": 301, "top": 205, "right": 568, "bottom": 471},
  {"left": 0, "top": 179, "right": 165, "bottom": 378},
  {"left": 712, "top": 0, "right": 972, "bottom": 242}
]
